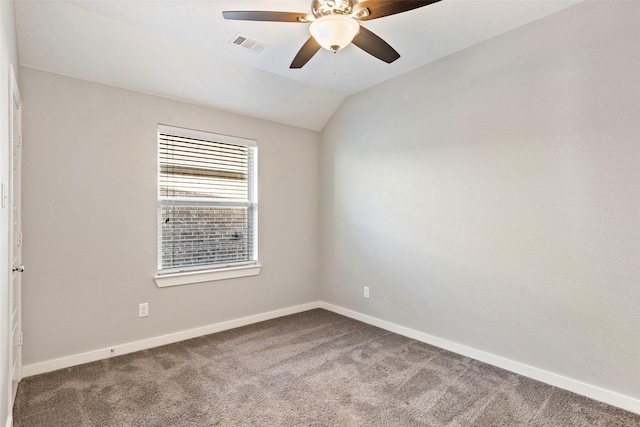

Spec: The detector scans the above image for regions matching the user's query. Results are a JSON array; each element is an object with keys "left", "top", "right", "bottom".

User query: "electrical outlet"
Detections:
[
  {"left": 139, "top": 303, "right": 149, "bottom": 317},
  {"left": 364, "top": 287, "right": 370, "bottom": 298}
]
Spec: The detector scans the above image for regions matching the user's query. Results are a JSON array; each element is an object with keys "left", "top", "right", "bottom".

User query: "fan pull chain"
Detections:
[{"left": 332, "top": 50, "right": 337, "bottom": 89}]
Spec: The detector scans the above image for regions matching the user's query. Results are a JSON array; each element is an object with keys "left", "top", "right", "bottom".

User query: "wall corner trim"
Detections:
[
  {"left": 22, "top": 302, "right": 320, "bottom": 378},
  {"left": 319, "top": 302, "right": 640, "bottom": 415}
]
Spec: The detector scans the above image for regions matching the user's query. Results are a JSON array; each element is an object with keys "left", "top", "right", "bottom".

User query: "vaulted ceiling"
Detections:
[{"left": 15, "top": 0, "right": 581, "bottom": 131}]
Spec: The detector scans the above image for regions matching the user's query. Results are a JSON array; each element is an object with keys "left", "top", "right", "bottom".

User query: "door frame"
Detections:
[{"left": 7, "top": 63, "right": 22, "bottom": 411}]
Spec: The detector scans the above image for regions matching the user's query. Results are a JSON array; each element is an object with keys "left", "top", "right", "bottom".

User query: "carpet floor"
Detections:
[{"left": 13, "top": 309, "right": 640, "bottom": 426}]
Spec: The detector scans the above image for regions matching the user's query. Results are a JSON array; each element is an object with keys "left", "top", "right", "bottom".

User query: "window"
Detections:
[{"left": 157, "top": 125, "right": 258, "bottom": 282}]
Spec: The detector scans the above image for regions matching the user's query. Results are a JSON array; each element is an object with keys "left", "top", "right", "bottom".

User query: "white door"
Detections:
[{"left": 8, "top": 65, "right": 23, "bottom": 404}]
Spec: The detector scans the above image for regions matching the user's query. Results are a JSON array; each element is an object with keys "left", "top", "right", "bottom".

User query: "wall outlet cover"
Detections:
[{"left": 139, "top": 303, "right": 149, "bottom": 317}]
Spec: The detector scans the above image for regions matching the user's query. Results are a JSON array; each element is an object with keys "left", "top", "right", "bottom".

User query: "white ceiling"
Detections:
[{"left": 15, "top": 0, "right": 581, "bottom": 131}]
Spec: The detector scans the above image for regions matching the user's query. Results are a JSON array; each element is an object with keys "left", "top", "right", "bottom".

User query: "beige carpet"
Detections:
[{"left": 13, "top": 309, "right": 640, "bottom": 426}]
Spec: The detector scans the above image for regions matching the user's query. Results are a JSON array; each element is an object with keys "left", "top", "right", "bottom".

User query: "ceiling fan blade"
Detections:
[
  {"left": 351, "top": 26, "right": 400, "bottom": 64},
  {"left": 222, "top": 11, "right": 311, "bottom": 23},
  {"left": 353, "top": 0, "right": 441, "bottom": 21},
  {"left": 290, "top": 37, "right": 322, "bottom": 69}
]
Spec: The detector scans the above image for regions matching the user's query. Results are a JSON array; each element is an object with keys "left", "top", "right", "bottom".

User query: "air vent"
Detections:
[{"left": 228, "top": 34, "right": 265, "bottom": 54}]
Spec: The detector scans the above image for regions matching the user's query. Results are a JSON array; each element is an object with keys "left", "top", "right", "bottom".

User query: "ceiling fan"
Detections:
[{"left": 223, "top": 0, "right": 442, "bottom": 69}]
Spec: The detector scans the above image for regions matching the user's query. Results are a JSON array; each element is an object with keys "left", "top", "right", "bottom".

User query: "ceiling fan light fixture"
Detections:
[
  {"left": 309, "top": 15, "right": 360, "bottom": 52},
  {"left": 353, "top": 7, "right": 370, "bottom": 19}
]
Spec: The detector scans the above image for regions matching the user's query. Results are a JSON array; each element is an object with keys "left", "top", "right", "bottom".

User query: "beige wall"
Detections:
[
  {"left": 320, "top": 1, "right": 640, "bottom": 399},
  {"left": 21, "top": 67, "right": 321, "bottom": 365}
]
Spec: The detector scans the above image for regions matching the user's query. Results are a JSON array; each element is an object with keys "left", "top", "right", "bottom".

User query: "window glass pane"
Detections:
[
  {"left": 161, "top": 205, "right": 252, "bottom": 269},
  {"left": 159, "top": 135, "right": 250, "bottom": 200}
]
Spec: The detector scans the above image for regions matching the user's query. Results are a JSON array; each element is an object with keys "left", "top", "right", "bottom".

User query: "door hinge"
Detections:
[
  {"left": 18, "top": 232, "right": 22, "bottom": 247},
  {"left": 18, "top": 134, "right": 22, "bottom": 147},
  {"left": 18, "top": 331, "right": 23, "bottom": 346}
]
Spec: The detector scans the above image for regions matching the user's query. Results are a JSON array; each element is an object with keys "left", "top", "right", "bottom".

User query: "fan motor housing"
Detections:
[{"left": 311, "top": 0, "right": 354, "bottom": 18}]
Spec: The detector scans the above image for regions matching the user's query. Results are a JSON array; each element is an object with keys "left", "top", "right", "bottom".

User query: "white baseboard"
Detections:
[
  {"left": 22, "top": 302, "right": 320, "bottom": 378},
  {"left": 319, "top": 302, "right": 640, "bottom": 415},
  {"left": 20, "top": 300, "right": 640, "bottom": 415}
]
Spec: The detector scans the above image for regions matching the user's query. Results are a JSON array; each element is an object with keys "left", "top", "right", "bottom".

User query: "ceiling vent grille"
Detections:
[{"left": 228, "top": 34, "right": 265, "bottom": 54}]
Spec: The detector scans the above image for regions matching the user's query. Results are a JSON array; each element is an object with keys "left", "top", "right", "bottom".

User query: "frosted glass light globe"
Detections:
[{"left": 310, "top": 15, "right": 360, "bottom": 52}]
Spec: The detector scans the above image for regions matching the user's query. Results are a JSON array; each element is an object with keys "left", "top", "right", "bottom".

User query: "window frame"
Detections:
[{"left": 154, "top": 124, "right": 260, "bottom": 287}]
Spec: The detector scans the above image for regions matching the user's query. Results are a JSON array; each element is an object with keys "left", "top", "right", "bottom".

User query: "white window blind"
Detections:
[{"left": 157, "top": 125, "right": 257, "bottom": 274}]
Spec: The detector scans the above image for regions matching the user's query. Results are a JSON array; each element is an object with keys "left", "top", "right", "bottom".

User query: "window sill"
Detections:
[{"left": 154, "top": 264, "right": 262, "bottom": 288}]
